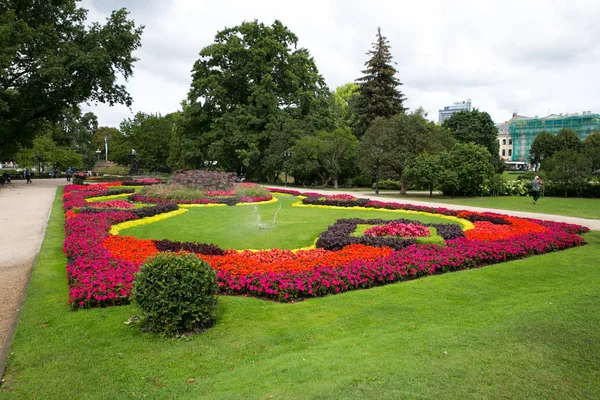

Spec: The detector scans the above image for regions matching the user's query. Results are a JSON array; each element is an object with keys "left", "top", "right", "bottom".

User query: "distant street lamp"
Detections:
[
  {"left": 283, "top": 150, "right": 292, "bottom": 187},
  {"left": 374, "top": 146, "right": 384, "bottom": 195}
]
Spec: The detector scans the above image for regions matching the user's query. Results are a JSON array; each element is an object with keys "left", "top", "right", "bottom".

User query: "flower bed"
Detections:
[
  {"left": 315, "top": 218, "right": 464, "bottom": 251},
  {"left": 365, "top": 222, "right": 431, "bottom": 237},
  {"left": 62, "top": 186, "right": 589, "bottom": 308}
]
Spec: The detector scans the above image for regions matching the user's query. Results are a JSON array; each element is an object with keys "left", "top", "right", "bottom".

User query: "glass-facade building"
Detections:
[
  {"left": 438, "top": 99, "right": 472, "bottom": 124},
  {"left": 510, "top": 112, "right": 600, "bottom": 162}
]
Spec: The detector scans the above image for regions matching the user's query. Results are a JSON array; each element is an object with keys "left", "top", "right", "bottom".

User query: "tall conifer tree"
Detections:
[{"left": 354, "top": 27, "right": 406, "bottom": 137}]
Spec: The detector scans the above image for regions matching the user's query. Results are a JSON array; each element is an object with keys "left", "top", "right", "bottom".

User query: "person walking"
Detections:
[
  {"left": 25, "top": 167, "right": 32, "bottom": 184},
  {"left": 66, "top": 168, "right": 72, "bottom": 182},
  {"left": 531, "top": 175, "right": 543, "bottom": 204}
]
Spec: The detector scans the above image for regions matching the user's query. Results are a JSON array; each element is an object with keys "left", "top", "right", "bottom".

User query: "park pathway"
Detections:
[{"left": 0, "top": 178, "right": 66, "bottom": 381}]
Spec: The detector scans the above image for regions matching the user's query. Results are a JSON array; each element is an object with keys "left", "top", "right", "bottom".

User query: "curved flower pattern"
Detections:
[{"left": 63, "top": 185, "right": 589, "bottom": 308}]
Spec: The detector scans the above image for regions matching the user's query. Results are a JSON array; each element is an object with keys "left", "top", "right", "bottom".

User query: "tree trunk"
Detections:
[
  {"left": 429, "top": 185, "right": 433, "bottom": 197},
  {"left": 400, "top": 179, "right": 407, "bottom": 195}
]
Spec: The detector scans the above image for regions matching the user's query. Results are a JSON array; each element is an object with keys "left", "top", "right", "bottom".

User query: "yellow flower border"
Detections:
[
  {"left": 85, "top": 193, "right": 132, "bottom": 202},
  {"left": 235, "top": 197, "right": 278, "bottom": 206},
  {"left": 109, "top": 209, "right": 189, "bottom": 235},
  {"left": 291, "top": 202, "right": 474, "bottom": 230}
]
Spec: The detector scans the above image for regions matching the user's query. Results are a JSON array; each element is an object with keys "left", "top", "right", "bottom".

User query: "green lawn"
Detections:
[
  {"left": 375, "top": 193, "right": 600, "bottom": 220},
  {"left": 122, "top": 196, "right": 454, "bottom": 250},
  {"left": 2, "top": 189, "right": 600, "bottom": 399}
]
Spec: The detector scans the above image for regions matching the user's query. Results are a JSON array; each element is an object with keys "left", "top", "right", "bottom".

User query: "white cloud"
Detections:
[{"left": 80, "top": 0, "right": 600, "bottom": 126}]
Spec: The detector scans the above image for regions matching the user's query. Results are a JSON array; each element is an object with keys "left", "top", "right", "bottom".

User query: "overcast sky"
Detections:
[{"left": 80, "top": 0, "right": 600, "bottom": 127}]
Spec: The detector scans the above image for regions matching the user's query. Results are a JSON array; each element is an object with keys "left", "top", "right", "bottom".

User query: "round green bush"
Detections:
[{"left": 133, "top": 253, "right": 218, "bottom": 336}]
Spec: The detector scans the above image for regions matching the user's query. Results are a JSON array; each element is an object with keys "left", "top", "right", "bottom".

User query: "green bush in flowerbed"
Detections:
[
  {"left": 137, "top": 182, "right": 270, "bottom": 201},
  {"left": 132, "top": 253, "right": 218, "bottom": 336},
  {"left": 170, "top": 170, "right": 237, "bottom": 190}
]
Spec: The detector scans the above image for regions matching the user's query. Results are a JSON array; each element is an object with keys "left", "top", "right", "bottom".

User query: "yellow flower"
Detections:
[
  {"left": 109, "top": 209, "right": 189, "bottom": 235},
  {"left": 85, "top": 193, "right": 132, "bottom": 202},
  {"left": 292, "top": 202, "right": 474, "bottom": 230}
]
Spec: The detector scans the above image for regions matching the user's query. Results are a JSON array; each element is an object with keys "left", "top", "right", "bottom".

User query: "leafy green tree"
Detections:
[
  {"left": 438, "top": 142, "right": 496, "bottom": 196},
  {"left": 442, "top": 109, "right": 503, "bottom": 172},
  {"left": 120, "top": 112, "right": 175, "bottom": 172},
  {"left": 541, "top": 149, "right": 592, "bottom": 197},
  {"left": 353, "top": 27, "right": 406, "bottom": 137},
  {"left": 583, "top": 131, "right": 600, "bottom": 175},
  {"left": 316, "top": 129, "right": 358, "bottom": 188},
  {"left": 404, "top": 153, "right": 442, "bottom": 197},
  {"left": 15, "top": 132, "right": 82, "bottom": 172},
  {"left": 288, "top": 135, "right": 322, "bottom": 185},
  {"left": 94, "top": 126, "right": 130, "bottom": 166},
  {"left": 556, "top": 128, "right": 582, "bottom": 152},
  {"left": 0, "top": 1, "right": 144, "bottom": 159},
  {"left": 331, "top": 83, "right": 359, "bottom": 130},
  {"left": 359, "top": 109, "right": 453, "bottom": 193},
  {"left": 261, "top": 117, "right": 318, "bottom": 182},
  {"left": 54, "top": 107, "right": 98, "bottom": 169},
  {"left": 529, "top": 131, "right": 560, "bottom": 164},
  {"left": 287, "top": 128, "right": 358, "bottom": 187},
  {"left": 177, "top": 20, "right": 331, "bottom": 178}
]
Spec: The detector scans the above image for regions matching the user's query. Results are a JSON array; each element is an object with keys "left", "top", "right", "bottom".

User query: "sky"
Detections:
[{"left": 80, "top": 0, "right": 600, "bottom": 127}]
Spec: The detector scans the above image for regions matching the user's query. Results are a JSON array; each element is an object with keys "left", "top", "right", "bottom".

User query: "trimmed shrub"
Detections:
[
  {"left": 170, "top": 170, "right": 238, "bottom": 190},
  {"left": 154, "top": 239, "right": 225, "bottom": 255},
  {"left": 371, "top": 178, "right": 402, "bottom": 190},
  {"left": 73, "top": 174, "right": 85, "bottom": 185},
  {"left": 133, "top": 253, "right": 218, "bottom": 336},
  {"left": 97, "top": 165, "right": 130, "bottom": 176}
]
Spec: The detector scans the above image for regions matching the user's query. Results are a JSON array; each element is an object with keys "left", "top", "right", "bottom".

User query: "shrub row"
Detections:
[
  {"left": 154, "top": 239, "right": 225, "bottom": 256},
  {"left": 170, "top": 170, "right": 238, "bottom": 190},
  {"left": 302, "top": 196, "right": 371, "bottom": 208},
  {"left": 80, "top": 202, "right": 179, "bottom": 218}
]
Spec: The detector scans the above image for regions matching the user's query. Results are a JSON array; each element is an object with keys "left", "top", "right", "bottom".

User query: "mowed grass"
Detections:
[
  {"left": 2, "top": 189, "right": 600, "bottom": 399},
  {"left": 376, "top": 193, "right": 600, "bottom": 220},
  {"left": 122, "top": 196, "right": 454, "bottom": 250}
]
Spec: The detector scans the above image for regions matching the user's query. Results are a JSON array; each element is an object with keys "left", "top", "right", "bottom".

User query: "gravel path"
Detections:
[{"left": 0, "top": 178, "right": 65, "bottom": 381}]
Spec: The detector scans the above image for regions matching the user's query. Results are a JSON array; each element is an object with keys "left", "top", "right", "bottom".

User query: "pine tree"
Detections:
[{"left": 354, "top": 27, "right": 406, "bottom": 137}]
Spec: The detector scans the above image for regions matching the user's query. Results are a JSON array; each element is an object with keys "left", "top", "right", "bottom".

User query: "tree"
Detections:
[
  {"left": 359, "top": 109, "right": 453, "bottom": 193},
  {"left": 316, "top": 129, "right": 358, "bottom": 188},
  {"left": 177, "top": 20, "right": 331, "bottom": 178},
  {"left": 556, "top": 128, "right": 582, "bottom": 152},
  {"left": 0, "top": 1, "right": 144, "bottom": 159},
  {"left": 331, "top": 83, "right": 359, "bottom": 130},
  {"left": 120, "top": 112, "right": 175, "bottom": 172},
  {"left": 442, "top": 109, "right": 503, "bottom": 172},
  {"left": 529, "top": 131, "right": 560, "bottom": 165},
  {"left": 541, "top": 149, "right": 592, "bottom": 197},
  {"left": 287, "top": 128, "right": 358, "bottom": 187},
  {"left": 353, "top": 27, "right": 406, "bottom": 137},
  {"left": 404, "top": 153, "right": 442, "bottom": 197},
  {"left": 55, "top": 107, "right": 98, "bottom": 169},
  {"left": 583, "top": 131, "right": 600, "bottom": 175},
  {"left": 15, "top": 132, "right": 82, "bottom": 172},
  {"left": 94, "top": 126, "right": 130, "bottom": 166},
  {"left": 261, "top": 117, "right": 318, "bottom": 182},
  {"left": 438, "top": 143, "right": 496, "bottom": 196}
]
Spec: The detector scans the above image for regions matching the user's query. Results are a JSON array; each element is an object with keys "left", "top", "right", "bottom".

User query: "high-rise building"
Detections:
[
  {"left": 510, "top": 112, "right": 600, "bottom": 162},
  {"left": 438, "top": 99, "right": 472, "bottom": 124}
]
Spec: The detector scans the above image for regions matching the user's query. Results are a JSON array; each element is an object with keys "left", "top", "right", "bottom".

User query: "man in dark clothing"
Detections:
[
  {"left": 25, "top": 168, "right": 32, "bottom": 184},
  {"left": 531, "top": 175, "right": 543, "bottom": 204}
]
